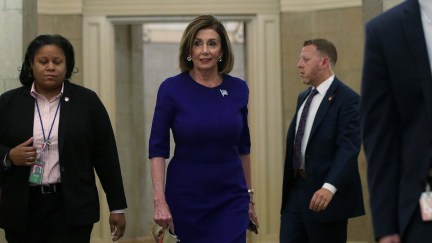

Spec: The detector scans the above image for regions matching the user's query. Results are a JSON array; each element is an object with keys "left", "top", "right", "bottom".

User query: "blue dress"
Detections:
[{"left": 149, "top": 72, "right": 251, "bottom": 243}]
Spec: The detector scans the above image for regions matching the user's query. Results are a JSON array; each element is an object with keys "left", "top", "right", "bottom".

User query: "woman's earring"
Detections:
[
  {"left": 218, "top": 56, "right": 222, "bottom": 62},
  {"left": 187, "top": 55, "right": 192, "bottom": 61}
]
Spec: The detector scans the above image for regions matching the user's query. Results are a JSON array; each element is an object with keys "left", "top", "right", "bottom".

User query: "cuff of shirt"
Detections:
[
  {"left": 2, "top": 153, "right": 12, "bottom": 169},
  {"left": 111, "top": 209, "right": 125, "bottom": 214},
  {"left": 322, "top": 183, "right": 337, "bottom": 194}
]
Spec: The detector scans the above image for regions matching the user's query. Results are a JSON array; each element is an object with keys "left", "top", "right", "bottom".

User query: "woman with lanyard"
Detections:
[{"left": 0, "top": 34, "right": 127, "bottom": 243}]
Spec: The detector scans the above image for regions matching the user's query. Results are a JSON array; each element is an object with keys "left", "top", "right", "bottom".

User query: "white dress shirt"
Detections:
[
  {"left": 295, "top": 75, "right": 337, "bottom": 194},
  {"left": 31, "top": 83, "right": 63, "bottom": 185}
]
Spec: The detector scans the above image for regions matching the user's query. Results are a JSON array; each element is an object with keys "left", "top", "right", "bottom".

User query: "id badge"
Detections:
[
  {"left": 420, "top": 183, "right": 432, "bottom": 221},
  {"left": 29, "top": 160, "right": 45, "bottom": 185}
]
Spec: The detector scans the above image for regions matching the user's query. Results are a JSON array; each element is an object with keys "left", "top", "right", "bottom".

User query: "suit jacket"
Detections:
[
  {"left": 361, "top": 0, "right": 432, "bottom": 239},
  {"left": 0, "top": 81, "right": 127, "bottom": 232},
  {"left": 281, "top": 77, "right": 364, "bottom": 222}
]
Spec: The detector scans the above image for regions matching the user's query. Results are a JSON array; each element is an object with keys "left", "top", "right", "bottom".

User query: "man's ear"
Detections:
[{"left": 320, "top": 56, "right": 332, "bottom": 70}]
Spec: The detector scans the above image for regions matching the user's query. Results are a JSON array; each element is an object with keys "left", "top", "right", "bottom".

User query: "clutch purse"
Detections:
[
  {"left": 151, "top": 224, "right": 180, "bottom": 243},
  {"left": 248, "top": 219, "right": 258, "bottom": 234}
]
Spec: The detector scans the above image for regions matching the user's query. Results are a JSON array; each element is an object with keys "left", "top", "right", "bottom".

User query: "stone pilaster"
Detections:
[{"left": 0, "top": 0, "right": 37, "bottom": 94}]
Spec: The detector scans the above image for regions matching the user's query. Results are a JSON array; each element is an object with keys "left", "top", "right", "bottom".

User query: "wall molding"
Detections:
[
  {"left": 38, "top": 0, "right": 362, "bottom": 15},
  {"left": 84, "top": 0, "right": 279, "bottom": 16},
  {"left": 38, "top": 0, "right": 82, "bottom": 14},
  {"left": 38, "top": 0, "right": 280, "bottom": 16},
  {"left": 281, "top": 0, "right": 361, "bottom": 12}
]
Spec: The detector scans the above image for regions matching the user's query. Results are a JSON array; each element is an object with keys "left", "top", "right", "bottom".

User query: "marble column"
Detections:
[
  {"left": 0, "top": 0, "right": 37, "bottom": 94},
  {"left": 0, "top": 0, "right": 37, "bottom": 240}
]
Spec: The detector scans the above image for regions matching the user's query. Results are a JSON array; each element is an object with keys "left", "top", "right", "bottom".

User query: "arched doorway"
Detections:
[{"left": 83, "top": 7, "right": 282, "bottom": 243}]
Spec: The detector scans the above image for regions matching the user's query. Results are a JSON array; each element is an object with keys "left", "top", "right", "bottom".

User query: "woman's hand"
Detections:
[
  {"left": 154, "top": 199, "right": 174, "bottom": 233},
  {"left": 8, "top": 137, "right": 37, "bottom": 166},
  {"left": 249, "top": 201, "right": 259, "bottom": 229}
]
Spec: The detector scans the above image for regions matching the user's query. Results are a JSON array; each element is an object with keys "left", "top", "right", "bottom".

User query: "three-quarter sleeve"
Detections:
[{"left": 149, "top": 81, "right": 175, "bottom": 159}]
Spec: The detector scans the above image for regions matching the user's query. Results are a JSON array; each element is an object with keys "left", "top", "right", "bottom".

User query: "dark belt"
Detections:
[
  {"left": 295, "top": 169, "right": 306, "bottom": 179},
  {"left": 30, "top": 183, "right": 61, "bottom": 195}
]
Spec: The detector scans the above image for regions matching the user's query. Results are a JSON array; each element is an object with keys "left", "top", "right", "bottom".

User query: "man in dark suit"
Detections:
[
  {"left": 361, "top": 0, "right": 432, "bottom": 242},
  {"left": 280, "top": 38, "right": 364, "bottom": 243},
  {"left": 0, "top": 34, "right": 127, "bottom": 243}
]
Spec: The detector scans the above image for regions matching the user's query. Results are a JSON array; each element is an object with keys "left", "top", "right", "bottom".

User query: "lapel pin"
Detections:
[
  {"left": 65, "top": 97, "right": 70, "bottom": 102},
  {"left": 328, "top": 96, "right": 334, "bottom": 102},
  {"left": 220, "top": 89, "right": 228, "bottom": 97}
]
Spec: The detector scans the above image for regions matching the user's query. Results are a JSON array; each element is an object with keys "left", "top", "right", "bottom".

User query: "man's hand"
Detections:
[
  {"left": 309, "top": 188, "right": 333, "bottom": 212},
  {"left": 109, "top": 213, "right": 126, "bottom": 242}
]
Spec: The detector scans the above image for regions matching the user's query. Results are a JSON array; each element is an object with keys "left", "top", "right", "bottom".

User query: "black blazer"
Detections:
[
  {"left": 0, "top": 81, "right": 127, "bottom": 232},
  {"left": 281, "top": 77, "right": 365, "bottom": 221},
  {"left": 362, "top": 0, "right": 432, "bottom": 239}
]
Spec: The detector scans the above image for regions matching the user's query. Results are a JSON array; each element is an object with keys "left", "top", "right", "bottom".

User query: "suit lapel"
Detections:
[
  {"left": 21, "top": 87, "right": 36, "bottom": 138},
  {"left": 292, "top": 88, "right": 313, "bottom": 126},
  {"left": 293, "top": 88, "right": 313, "bottom": 130},
  {"left": 297, "top": 88, "right": 313, "bottom": 112},
  {"left": 401, "top": 0, "right": 432, "bottom": 123},
  {"left": 309, "top": 78, "right": 339, "bottom": 138},
  {"left": 58, "top": 81, "right": 72, "bottom": 156}
]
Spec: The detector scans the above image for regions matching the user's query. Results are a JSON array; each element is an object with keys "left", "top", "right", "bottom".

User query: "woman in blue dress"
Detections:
[{"left": 149, "top": 15, "right": 259, "bottom": 243}]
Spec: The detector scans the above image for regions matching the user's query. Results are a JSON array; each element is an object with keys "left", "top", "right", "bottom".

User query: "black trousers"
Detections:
[
  {"left": 4, "top": 185, "right": 93, "bottom": 243},
  {"left": 280, "top": 179, "right": 347, "bottom": 243},
  {"left": 280, "top": 206, "right": 347, "bottom": 243}
]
